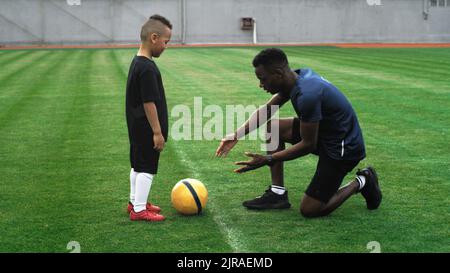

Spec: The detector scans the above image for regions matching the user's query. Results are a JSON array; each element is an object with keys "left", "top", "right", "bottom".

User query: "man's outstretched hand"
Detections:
[
  {"left": 215, "top": 134, "right": 238, "bottom": 157},
  {"left": 234, "top": 152, "right": 269, "bottom": 173}
]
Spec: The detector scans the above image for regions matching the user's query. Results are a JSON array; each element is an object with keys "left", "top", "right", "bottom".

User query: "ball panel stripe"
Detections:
[{"left": 182, "top": 181, "right": 202, "bottom": 214}]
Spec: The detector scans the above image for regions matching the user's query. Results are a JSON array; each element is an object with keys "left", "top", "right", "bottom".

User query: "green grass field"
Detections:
[{"left": 0, "top": 46, "right": 449, "bottom": 253}]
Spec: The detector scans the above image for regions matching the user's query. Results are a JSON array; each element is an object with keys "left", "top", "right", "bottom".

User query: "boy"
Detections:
[{"left": 125, "top": 15, "right": 172, "bottom": 221}]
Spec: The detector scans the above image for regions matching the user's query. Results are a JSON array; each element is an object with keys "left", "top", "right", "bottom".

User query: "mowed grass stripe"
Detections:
[
  {"left": 0, "top": 50, "right": 56, "bottom": 90},
  {"left": 0, "top": 50, "right": 36, "bottom": 69},
  {"left": 40, "top": 50, "right": 99, "bottom": 251},
  {"left": 45, "top": 49, "right": 132, "bottom": 252},
  {"left": 283, "top": 47, "right": 450, "bottom": 78},
  {"left": 282, "top": 47, "right": 450, "bottom": 88},
  {"left": 0, "top": 51, "right": 67, "bottom": 129},
  {"left": 283, "top": 47, "right": 450, "bottom": 88},
  {"left": 0, "top": 50, "right": 91, "bottom": 252},
  {"left": 160, "top": 47, "right": 270, "bottom": 124},
  {"left": 0, "top": 51, "right": 71, "bottom": 133}
]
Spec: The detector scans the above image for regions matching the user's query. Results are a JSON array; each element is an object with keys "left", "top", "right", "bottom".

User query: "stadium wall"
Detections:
[{"left": 1, "top": 0, "right": 450, "bottom": 45}]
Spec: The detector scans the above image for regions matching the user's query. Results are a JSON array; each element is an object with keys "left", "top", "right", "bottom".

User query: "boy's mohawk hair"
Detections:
[{"left": 149, "top": 14, "right": 172, "bottom": 30}]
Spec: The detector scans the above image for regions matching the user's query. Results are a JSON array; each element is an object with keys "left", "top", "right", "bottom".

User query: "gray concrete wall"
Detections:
[{"left": 1, "top": 0, "right": 449, "bottom": 45}]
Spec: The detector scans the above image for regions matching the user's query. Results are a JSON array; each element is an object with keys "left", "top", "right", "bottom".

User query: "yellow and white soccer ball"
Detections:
[{"left": 171, "top": 178, "right": 208, "bottom": 215}]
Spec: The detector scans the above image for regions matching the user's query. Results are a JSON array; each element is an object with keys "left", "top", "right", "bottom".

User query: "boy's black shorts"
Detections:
[
  {"left": 292, "top": 117, "right": 360, "bottom": 203},
  {"left": 130, "top": 143, "right": 160, "bottom": 174}
]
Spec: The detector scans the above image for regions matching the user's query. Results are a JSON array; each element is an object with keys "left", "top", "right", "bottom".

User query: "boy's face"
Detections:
[{"left": 150, "top": 27, "right": 172, "bottom": 58}]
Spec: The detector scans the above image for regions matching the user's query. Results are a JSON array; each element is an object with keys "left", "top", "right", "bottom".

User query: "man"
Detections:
[
  {"left": 216, "top": 48, "right": 381, "bottom": 218},
  {"left": 125, "top": 15, "right": 172, "bottom": 222}
]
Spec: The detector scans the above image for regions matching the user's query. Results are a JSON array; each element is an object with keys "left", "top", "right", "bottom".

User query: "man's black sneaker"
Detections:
[
  {"left": 242, "top": 186, "right": 291, "bottom": 210},
  {"left": 357, "top": 167, "right": 382, "bottom": 210}
]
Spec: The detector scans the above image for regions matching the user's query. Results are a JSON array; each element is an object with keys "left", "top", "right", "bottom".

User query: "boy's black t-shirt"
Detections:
[{"left": 125, "top": 56, "right": 168, "bottom": 145}]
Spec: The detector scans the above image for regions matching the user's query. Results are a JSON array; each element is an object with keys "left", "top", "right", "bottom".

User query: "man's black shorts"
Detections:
[
  {"left": 292, "top": 117, "right": 360, "bottom": 203},
  {"left": 130, "top": 143, "right": 160, "bottom": 174}
]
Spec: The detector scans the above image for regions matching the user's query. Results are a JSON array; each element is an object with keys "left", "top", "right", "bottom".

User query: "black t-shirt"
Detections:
[{"left": 125, "top": 56, "right": 168, "bottom": 145}]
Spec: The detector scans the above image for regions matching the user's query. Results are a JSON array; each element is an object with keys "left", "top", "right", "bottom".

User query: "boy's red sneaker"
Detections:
[
  {"left": 130, "top": 209, "right": 165, "bottom": 222},
  {"left": 127, "top": 202, "right": 161, "bottom": 214}
]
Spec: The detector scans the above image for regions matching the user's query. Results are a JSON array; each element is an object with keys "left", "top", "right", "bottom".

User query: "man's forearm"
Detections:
[
  {"left": 235, "top": 105, "right": 272, "bottom": 139},
  {"left": 271, "top": 141, "right": 315, "bottom": 162}
]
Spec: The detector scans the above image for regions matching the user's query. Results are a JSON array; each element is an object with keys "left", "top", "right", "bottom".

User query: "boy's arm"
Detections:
[{"left": 143, "top": 102, "right": 165, "bottom": 152}]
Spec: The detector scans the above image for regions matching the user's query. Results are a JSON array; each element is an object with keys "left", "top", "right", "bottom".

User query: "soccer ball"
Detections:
[{"left": 171, "top": 178, "right": 208, "bottom": 215}]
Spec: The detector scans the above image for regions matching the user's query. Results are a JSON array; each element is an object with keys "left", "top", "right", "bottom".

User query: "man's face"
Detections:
[
  {"left": 151, "top": 27, "right": 172, "bottom": 58},
  {"left": 254, "top": 65, "right": 283, "bottom": 95}
]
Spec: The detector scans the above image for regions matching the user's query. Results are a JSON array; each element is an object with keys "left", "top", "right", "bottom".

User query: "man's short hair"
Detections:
[
  {"left": 140, "top": 14, "right": 172, "bottom": 42},
  {"left": 252, "top": 48, "right": 289, "bottom": 71}
]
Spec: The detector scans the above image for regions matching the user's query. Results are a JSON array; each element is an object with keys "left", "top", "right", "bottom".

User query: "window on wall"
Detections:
[{"left": 430, "top": 0, "right": 449, "bottom": 6}]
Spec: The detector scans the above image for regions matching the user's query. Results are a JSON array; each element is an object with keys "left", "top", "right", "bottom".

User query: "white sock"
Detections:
[
  {"left": 356, "top": 175, "right": 366, "bottom": 190},
  {"left": 271, "top": 185, "right": 286, "bottom": 195},
  {"left": 134, "top": 173, "right": 154, "bottom": 212},
  {"left": 129, "top": 168, "right": 137, "bottom": 205}
]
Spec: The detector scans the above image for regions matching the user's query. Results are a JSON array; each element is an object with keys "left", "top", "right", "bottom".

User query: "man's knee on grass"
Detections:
[{"left": 299, "top": 194, "right": 327, "bottom": 218}]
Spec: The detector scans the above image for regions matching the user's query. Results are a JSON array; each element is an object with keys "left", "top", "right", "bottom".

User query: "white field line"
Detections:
[{"left": 171, "top": 141, "right": 250, "bottom": 253}]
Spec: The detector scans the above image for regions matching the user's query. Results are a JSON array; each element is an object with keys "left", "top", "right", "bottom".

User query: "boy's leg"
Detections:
[
  {"left": 129, "top": 168, "right": 137, "bottom": 205},
  {"left": 127, "top": 168, "right": 161, "bottom": 214},
  {"left": 134, "top": 172, "right": 154, "bottom": 212},
  {"left": 129, "top": 143, "right": 164, "bottom": 220},
  {"left": 127, "top": 163, "right": 161, "bottom": 213},
  {"left": 130, "top": 171, "right": 165, "bottom": 221},
  {"left": 131, "top": 143, "right": 160, "bottom": 211}
]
